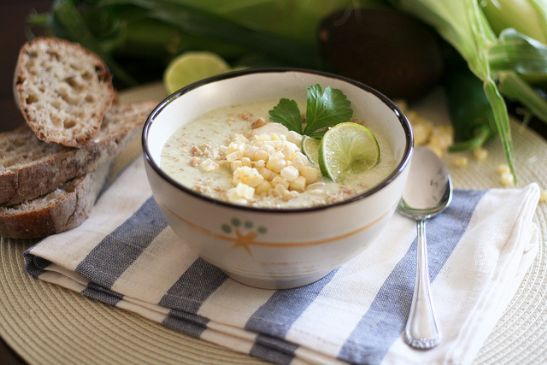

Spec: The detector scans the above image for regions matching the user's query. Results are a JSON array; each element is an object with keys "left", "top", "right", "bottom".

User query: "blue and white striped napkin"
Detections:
[{"left": 24, "top": 158, "right": 540, "bottom": 365}]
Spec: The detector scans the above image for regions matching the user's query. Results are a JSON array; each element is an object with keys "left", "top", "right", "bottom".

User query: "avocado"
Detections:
[{"left": 318, "top": 8, "right": 444, "bottom": 100}]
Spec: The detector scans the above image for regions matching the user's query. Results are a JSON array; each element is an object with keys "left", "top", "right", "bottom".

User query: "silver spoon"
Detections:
[{"left": 398, "top": 147, "right": 452, "bottom": 350}]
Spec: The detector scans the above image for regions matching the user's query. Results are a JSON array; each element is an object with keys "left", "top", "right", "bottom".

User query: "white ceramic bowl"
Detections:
[{"left": 143, "top": 69, "right": 413, "bottom": 289}]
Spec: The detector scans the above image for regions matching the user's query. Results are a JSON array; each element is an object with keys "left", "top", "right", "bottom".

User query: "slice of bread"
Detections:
[
  {"left": 0, "top": 160, "right": 111, "bottom": 239},
  {"left": 0, "top": 101, "right": 156, "bottom": 206},
  {"left": 14, "top": 37, "right": 115, "bottom": 147}
]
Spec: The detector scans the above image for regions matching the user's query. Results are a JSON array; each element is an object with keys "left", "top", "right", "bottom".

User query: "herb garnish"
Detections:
[{"left": 269, "top": 84, "right": 353, "bottom": 138}]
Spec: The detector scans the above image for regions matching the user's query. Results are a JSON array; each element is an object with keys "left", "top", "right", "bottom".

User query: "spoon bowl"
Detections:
[
  {"left": 399, "top": 148, "right": 452, "bottom": 220},
  {"left": 398, "top": 147, "right": 453, "bottom": 350}
]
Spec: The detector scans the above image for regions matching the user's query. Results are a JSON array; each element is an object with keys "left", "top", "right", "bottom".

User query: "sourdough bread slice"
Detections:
[
  {"left": 0, "top": 101, "right": 156, "bottom": 206},
  {"left": 0, "top": 160, "right": 110, "bottom": 239},
  {"left": 14, "top": 37, "right": 115, "bottom": 147}
]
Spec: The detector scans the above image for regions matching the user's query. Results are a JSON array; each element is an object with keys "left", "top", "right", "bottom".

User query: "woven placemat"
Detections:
[{"left": 0, "top": 85, "right": 545, "bottom": 365}]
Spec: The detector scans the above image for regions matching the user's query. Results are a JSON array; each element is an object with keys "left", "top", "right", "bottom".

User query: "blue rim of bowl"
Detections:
[{"left": 142, "top": 67, "right": 413, "bottom": 214}]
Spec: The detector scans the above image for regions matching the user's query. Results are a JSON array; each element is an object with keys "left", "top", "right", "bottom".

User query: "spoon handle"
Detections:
[{"left": 404, "top": 219, "right": 441, "bottom": 350}]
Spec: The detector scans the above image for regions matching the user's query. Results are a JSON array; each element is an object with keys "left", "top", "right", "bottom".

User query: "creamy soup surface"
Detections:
[{"left": 161, "top": 100, "right": 396, "bottom": 208}]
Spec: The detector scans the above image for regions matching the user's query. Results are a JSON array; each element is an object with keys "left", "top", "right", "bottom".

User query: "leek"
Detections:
[
  {"left": 391, "top": 0, "right": 547, "bottom": 179},
  {"left": 481, "top": 0, "right": 547, "bottom": 44}
]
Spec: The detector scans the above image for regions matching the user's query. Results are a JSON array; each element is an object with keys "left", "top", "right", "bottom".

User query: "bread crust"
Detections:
[
  {"left": 0, "top": 161, "right": 110, "bottom": 239},
  {"left": 13, "top": 37, "right": 116, "bottom": 147},
  {"left": 0, "top": 101, "right": 156, "bottom": 206}
]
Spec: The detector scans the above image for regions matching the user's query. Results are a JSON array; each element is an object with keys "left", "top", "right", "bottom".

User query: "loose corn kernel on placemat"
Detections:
[{"left": 1, "top": 84, "right": 545, "bottom": 365}]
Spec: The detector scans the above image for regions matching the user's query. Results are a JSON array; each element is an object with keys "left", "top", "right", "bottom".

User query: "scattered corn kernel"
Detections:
[
  {"left": 500, "top": 173, "right": 514, "bottom": 187},
  {"left": 413, "top": 123, "right": 432, "bottom": 146},
  {"left": 394, "top": 99, "right": 408, "bottom": 112},
  {"left": 429, "top": 126, "right": 453, "bottom": 150},
  {"left": 428, "top": 145, "right": 444, "bottom": 158},
  {"left": 473, "top": 148, "right": 488, "bottom": 161},
  {"left": 496, "top": 164, "right": 510, "bottom": 175},
  {"left": 540, "top": 190, "right": 547, "bottom": 204},
  {"left": 452, "top": 156, "right": 468, "bottom": 168}
]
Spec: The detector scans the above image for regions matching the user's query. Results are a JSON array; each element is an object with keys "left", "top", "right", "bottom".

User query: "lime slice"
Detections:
[
  {"left": 319, "top": 122, "right": 380, "bottom": 182},
  {"left": 164, "top": 52, "right": 230, "bottom": 93},
  {"left": 301, "top": 136, "right": 321, "bottom": 166}
]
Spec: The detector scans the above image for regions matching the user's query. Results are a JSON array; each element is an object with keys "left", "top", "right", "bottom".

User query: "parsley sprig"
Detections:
[{"left": 268, "top": 84, "right": 353, "bottom": 138}]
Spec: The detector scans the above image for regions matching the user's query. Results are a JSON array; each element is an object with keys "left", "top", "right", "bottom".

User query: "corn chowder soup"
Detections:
[{"left": 160, "top": 100, "right": 396, "bottom": 208}]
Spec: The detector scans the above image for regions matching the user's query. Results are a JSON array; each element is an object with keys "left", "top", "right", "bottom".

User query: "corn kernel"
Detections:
[
  {"left": 199, "top": 158, "right": 218, "bottom": 172},
  {"left": 258, "top": 167, "right": 274, "bottom": 181},
  {"left": 429, "top": 128, "right": 453, "bottom": 150},
  {"left": 280, "top": 165, "right": 299, "bottom": 181},
  {"left": 282, "top": 190, "right": 299, "bottom": 201},
  {"left": 230, "top": 161, "right": 242, "bottom": 171},
  {"left": 287, "top": 131, "right": 303, "bottom": 145},
  {"left": 227, "top": 183, "right": 253, "bottom": 204},
  {"left": 253, "top": 149, "right": 269, "bottom": 161},
  {"left": 226, "top": 151, "right": 241, "bottom": 162},
  {"left": 500, "top": 173, "right": 514, "bottom": 187},
  {"left": 452, "top": 156, "right": 468, "bottom": 168},
  {"left": 233, "top": 166, "right": 264, "bottom": 187},
  {"left": 241, "top": 157, "right": 252, "bottom": 167},
  {"left": 289, "top": 176, "right": 306, "bottom": 192},
  {"left": 496, "top": 164, "right": 510, "bottom": 175},
  {"left": 406, "top": 111, "right": 417, "bottom": 122},
  {"left": 395, "top": 99, "right": 408, "bottom": 112},
  {"left": 540, "top": 190, "right": 547, "bottom": 204},
  {"left": 274, "top": 183, "right": 288, "bottom": 197},
  {"left": 473, "top": 148, "right": 488, "bottom": 161},
  {"left": 267, "top": 157, "right": 286, "bottom": 173},
  {"left": 300, "top": 165, "right": 320, "bottom": 184},
  {"left": 272, "top": 176, "right": 289, "bottom": 189},
  {"left": 413, "top": 123, "right": 431, "bottom": 146},
  {"left": 235, "top": 182, "right": 254, "bottom": 200},
  {"left": 255, "top": 181, "right": 272, "bottom": 195},
  {"left": 427, "top": 145, "right": 443, "bottom": 158}
]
